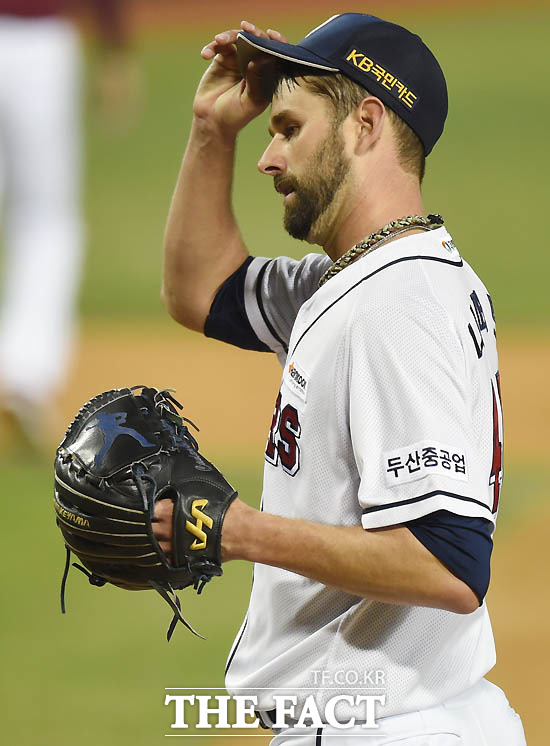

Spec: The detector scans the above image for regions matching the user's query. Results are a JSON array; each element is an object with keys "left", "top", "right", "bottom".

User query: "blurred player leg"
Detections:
[{"left": 0, "top": 16, "right": 84, "bottom": 450}]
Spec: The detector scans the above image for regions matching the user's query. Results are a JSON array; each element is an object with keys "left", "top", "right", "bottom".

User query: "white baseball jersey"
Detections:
[{"left": 223, "top": 226, "right": 502, "bottom": 720}]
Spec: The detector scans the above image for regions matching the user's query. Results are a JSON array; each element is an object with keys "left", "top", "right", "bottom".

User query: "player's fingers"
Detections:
[
  {"left": 201, "top": 29, "right": 241, "bottom": 59},
  {"left": 241, "top": 20, "right": 288, "bottom": 44},
  {"left": 266, "top": 28, "right": 288, "bottom": 43},
  {"left": 201, "top": 42, "right": 234, "bottom": 61},
  {"left": 153, "top": 497, "right": 173, "bottom": 520},
  {"left": 240, "top": 20, "right": 267, "bottom": 37},
  {"left": 158, "top": 540, "right": 173, "bottom": 561},
  {"left": 152, "top": 498, "right": 173, "bottom": 537}
]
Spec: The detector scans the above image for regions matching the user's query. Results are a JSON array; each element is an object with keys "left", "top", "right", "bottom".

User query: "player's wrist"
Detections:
[
  {"left": 221, "top": 498, "right": 258, "bottom": 562},
  {"left": 190, "top": 115, "right": 238, "bottom": 151}
]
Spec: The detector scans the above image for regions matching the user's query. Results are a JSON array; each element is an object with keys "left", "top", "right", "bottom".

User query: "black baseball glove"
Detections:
[{"left": 54, "top": 385, "right": 237, "bottom": 640}]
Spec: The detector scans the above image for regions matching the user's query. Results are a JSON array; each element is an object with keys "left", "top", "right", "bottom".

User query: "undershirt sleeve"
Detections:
[
  {"left": 204, "top": 257, "right": 271, "bottom": 352},
  {"left": 405, "top": 510, "right": 493, "bottom": 604}
]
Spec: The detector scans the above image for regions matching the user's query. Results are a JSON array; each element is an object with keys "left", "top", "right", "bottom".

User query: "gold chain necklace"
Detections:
[{"left": 318, "top": 213, "right": 444, "bottom": 288}]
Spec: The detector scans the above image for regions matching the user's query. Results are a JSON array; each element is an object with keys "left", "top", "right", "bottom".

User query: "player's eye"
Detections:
[{"left": 283, "top": 125, "right": 299, "bottom": 140}]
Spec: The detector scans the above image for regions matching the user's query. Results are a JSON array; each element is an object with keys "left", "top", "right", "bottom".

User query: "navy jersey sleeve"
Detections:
[
  {"left": 405, "top": 510, "right": 493, "bottom": 604},
  {"left": 204, "top": 257, "right": 271, "bottom": 352}
]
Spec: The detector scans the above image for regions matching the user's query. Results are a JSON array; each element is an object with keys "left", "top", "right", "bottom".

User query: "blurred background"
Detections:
[{"left": 1, "top": 1, "right": 548, "bottom": 744}]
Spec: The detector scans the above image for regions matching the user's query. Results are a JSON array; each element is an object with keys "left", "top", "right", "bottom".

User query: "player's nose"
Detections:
[{"left": 257, "top": 138, "right": 286, "bottom": 176}]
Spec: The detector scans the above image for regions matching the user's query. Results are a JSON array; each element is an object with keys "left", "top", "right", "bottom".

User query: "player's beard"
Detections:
[{"left": 278, "top": 126, "right": 351, "bottom": 242}]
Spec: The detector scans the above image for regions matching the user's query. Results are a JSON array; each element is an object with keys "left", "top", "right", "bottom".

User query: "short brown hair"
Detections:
[{"left": 273, "top": 70, "right": 425, "bottom": 182}]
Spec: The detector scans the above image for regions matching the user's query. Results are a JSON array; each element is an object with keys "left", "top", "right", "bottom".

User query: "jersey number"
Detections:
[
  {"left": 490, "top": 372, "right": 503, "bottom": 513},
  {"left": 265, "top": 391, "right": 301, "bottom": 476}
]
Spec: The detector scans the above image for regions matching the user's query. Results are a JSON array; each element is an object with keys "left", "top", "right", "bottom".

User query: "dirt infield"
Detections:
[
  {"left": 58, "top": 321, "right": 548, "bottom": 463},
  {"left": 57, "top": 321, "right": 548, "bottom": 745},
  {"left": 57, "top": 319, "right": 283, "bottom": 462}
]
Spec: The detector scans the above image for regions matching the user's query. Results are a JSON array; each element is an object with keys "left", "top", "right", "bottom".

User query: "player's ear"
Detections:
[{"left": 353, "top": 96, "right": 385, "bottom": 154}]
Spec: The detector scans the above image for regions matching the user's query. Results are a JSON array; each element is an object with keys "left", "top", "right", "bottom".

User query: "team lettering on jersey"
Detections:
[
  {"left": 265, "top": 391, "right": 301, "bottom": 476},
  {"left": 467, "top": 289, "right": 503, "bottom": 513},
  {"left": 490, "top": 372, "right": 503, "bottom": 513}
]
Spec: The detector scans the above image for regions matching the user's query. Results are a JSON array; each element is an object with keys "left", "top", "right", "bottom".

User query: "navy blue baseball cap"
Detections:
[{"left": 236, "top": 13, "right": 448, "bottom": 156}]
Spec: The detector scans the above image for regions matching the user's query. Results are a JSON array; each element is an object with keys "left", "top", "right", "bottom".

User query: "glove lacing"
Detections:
[
  {"left": 132, "top": 456, "right": 207, "bottom": 641},
  {"left": 58, "top": 387, "right": 207, "bottom": 641},
  {"left": 60, "top": 546, "right": 107, "bottom": 614}
]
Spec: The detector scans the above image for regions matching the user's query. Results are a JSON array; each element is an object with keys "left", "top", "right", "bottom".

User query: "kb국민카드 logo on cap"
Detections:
[{"left": 344, "top": 48, "right": 418, "bottom": 110}]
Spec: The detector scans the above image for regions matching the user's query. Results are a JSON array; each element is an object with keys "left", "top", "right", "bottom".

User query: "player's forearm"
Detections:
[
  {"left": 223, "top": 501, "right": 478, "bottom": 614},
  {"left": 162, "top": 118, "right": 249, "bottom": 331}
]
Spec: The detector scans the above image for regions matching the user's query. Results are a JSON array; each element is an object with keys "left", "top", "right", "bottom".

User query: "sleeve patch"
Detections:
[{"left": 383, "top": 441, "right": 468, "bottom": 486}]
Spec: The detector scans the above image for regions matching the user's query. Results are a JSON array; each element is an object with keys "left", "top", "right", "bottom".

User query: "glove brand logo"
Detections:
[
  {"left": 179, "top": 439, "right": 211, "bottom": 472},
  {"left": 85, "top": 412, "right": 155, "bottom": 467},
  {"left": 186, "top": 499, "right": 213, "bottom": 550},
  {"left": 54, "top": 498, "right": 91, "bottom": 528}
]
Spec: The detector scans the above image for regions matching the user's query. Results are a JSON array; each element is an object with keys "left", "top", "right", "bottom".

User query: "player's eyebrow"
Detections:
[{"left": 268, "top": 110, "right": 297, "bottom": 137}]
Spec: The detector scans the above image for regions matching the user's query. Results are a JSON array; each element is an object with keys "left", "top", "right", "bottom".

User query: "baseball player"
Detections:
[
  {"left": 155, "top": 14, "right": 526, "bottom": 745},
  {"left": 0, "top": 0, "right": 135, "bottom": 450}
]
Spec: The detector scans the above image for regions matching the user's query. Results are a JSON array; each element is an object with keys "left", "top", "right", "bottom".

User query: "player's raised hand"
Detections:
[{"left": 194, "top": 20, "right": 287, "bottom": 138}]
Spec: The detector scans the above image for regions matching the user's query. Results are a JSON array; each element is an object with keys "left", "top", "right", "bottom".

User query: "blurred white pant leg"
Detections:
[{"left": 0, "top": 17, "right": 84, "bottom": 403}]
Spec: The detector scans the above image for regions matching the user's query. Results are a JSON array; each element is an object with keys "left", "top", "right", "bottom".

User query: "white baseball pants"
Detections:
[
  {"left": 0, "top": 16, "right": 83, "bottom": 403},
  {"left": 270, "top": 679, "right": 526, "bottom": 745}
]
